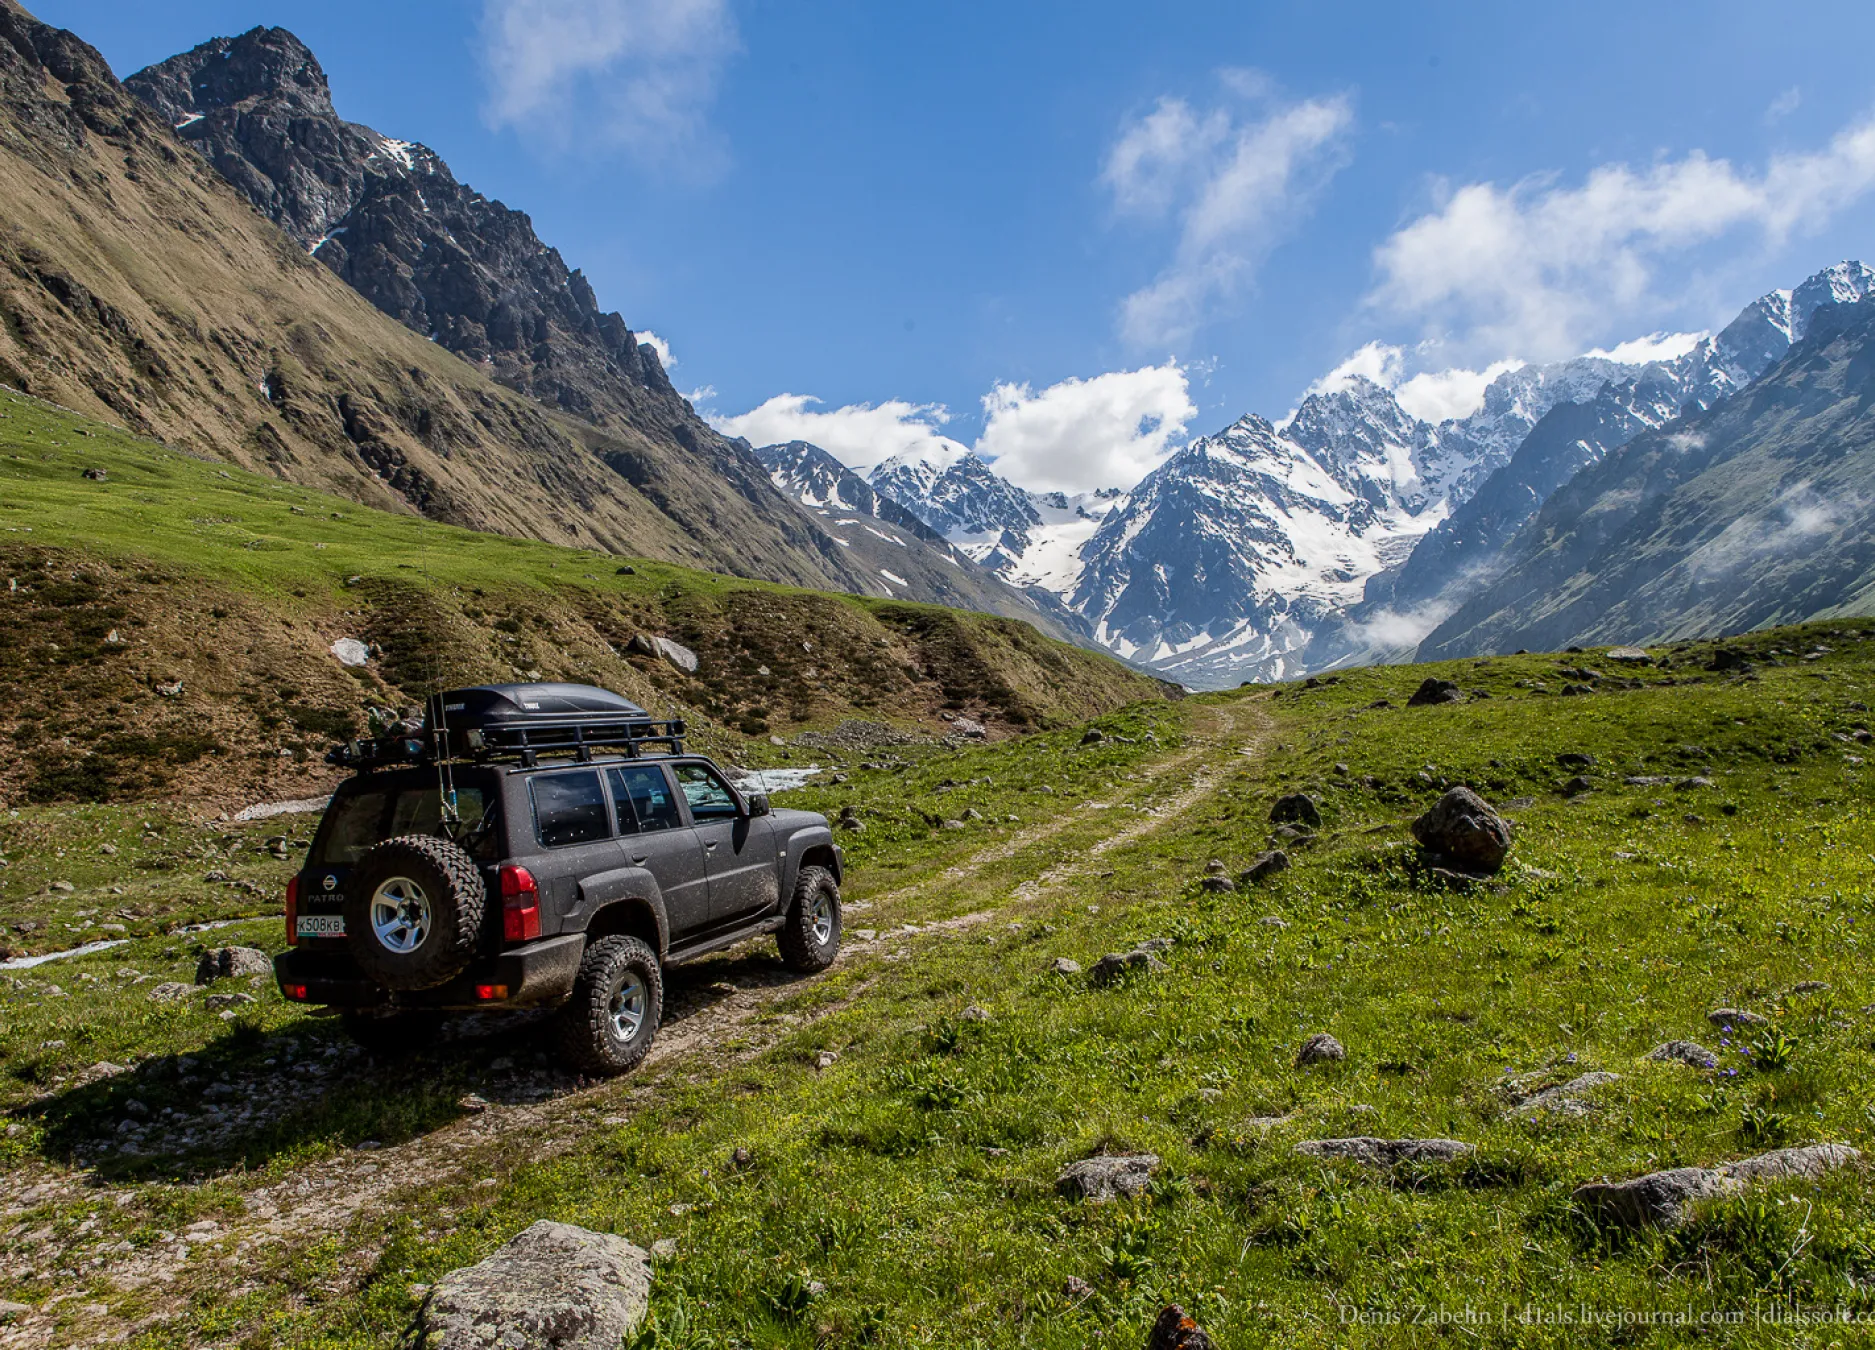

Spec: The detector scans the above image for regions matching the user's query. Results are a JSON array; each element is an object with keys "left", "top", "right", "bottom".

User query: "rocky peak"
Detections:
[{"left": 125, "top": 27, "right": 333, "bottom": 126}]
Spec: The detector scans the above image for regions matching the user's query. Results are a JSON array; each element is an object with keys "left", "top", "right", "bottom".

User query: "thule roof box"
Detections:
[{"left": 326, "top": 683, "right": 686, "bottom": 770}]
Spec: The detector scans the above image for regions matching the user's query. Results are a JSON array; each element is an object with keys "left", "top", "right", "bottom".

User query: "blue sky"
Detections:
[{"left": 44, "top": 0, "right": 1875, "bottom": 492}]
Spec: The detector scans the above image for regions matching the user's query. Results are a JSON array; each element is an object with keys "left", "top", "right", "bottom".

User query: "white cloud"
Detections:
[
  {"left": 976, "top": 363, "right": 1197, "bottom": 494},
  {"left": 1582, "top": 330, "right": 1707, "bottom": 365},
  {"left": 635, "top": 329, "right": 675, "bottom": 368},
  {"left": 711, "top": 394, "right": 968, "bottom": 471},
  {"left": 479, "top": 0, "right": 736, "bottom": 169},
  {"left": 1368, "top": 115, "right": 1875, "bottom": 363},
  {"left": 1301, "top": 341, "right": 1406, "bottom": 397},
  {"left": 1766, "top": 86, "right": 1802, "bottom": 124},
  {"left": 1105, "top": 89, "right": 1355, "bottom": 347},
  {"left": 714, "top": 362, "right": 1196, "bottom": 495}
]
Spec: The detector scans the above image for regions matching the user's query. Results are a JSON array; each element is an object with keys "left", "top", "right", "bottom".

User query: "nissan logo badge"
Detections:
[{"left": 323, "top": 874, "right": 339, "bottom": 891}]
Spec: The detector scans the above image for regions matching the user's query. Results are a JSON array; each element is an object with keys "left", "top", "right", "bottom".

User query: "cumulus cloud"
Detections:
[
  {"left": 976, "top": 364, "right": 1198, "bottom": 494},
  {"left": 1582, "top": 330, "right": 1707, "bottom": 365},
  {"left": 479, "top": 0, "right": 736, "bottom": 168},
  {"left": 635, "top": 329, "right": 676, "bottom": 368},
  {"left": 1293, "top": 341, "right": 1525, "bottom": 425},
  {"left": 1368, "top": 115, "right": 1875, "bottom": 363},
  {"left": 1104, "top": 85, "right": 1355, "bottom": 347},
  {"left": 711, "top": 394, "right": 968, "bottom": 471},
  {"left": 714, "top": 362, "right": 1196, "bottom": 495}
]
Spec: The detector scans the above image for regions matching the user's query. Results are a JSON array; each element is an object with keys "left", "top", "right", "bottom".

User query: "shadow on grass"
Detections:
[{"left": 13, "top": 949, "right": 800, "bottom": 1185}]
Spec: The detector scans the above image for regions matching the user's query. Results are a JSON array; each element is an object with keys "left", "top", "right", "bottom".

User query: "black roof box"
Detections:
[{"left": 428, "top": 683, "right": 649, "bottom": 726}]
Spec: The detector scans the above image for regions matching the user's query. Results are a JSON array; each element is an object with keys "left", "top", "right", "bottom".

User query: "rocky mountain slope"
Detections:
[
  {"left": 1333, "top": 262, "right": 1875, "bottom": 667},
  {"left": 1418, "top": 296, "right": 1875, "bottom": 657},
  {"left": 0, "top": 0, "right": 871, "bottom": 592},
  {"left": 754, "top": 440, "right": 1096, "bottom": 638}
]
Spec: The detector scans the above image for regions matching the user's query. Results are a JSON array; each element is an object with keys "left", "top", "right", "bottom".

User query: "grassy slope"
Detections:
[
  {"left": 2, "top": 623, "right": 1872, "bottom": 1345},
  {"left": 0, "top": 390, "right": 1169, "bottom": 820}
]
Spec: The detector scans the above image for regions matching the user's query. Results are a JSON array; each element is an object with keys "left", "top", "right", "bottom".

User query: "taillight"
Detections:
[
  {"left": 282, "top": 983, "right": 309, "bottom": 1001},
  {"left": 474, "top": 984, "right": 510, "bottom": 1001},
  {"left": 285, "top": 875, "right": 301, "bottom": 947},
  {"left": 500, "top": 865, "right": 539, "bottom": 943}
]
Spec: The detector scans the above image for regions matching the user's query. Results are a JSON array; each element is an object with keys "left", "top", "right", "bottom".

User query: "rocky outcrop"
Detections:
[
  {"left": 1574, "top": 1145, "right": 1860, "bottom": 1230},
  {"left": 1294, "top": 1137, "right": 1474, "bottom": 1167},
  {"left": 1058, "top": 1154, "right": 1159, "bottom": 1202},
  {"left": 1411, "top": 787, "right": 1511, "bottom": 874}
]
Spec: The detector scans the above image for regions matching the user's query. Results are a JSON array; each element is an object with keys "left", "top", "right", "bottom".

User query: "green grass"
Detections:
[{"left": 3, "top": 610, "right": 1874, "bottom": 1344}]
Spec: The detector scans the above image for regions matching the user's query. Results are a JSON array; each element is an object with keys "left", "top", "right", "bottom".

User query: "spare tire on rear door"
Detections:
[{"left": 343, "top": 835, "right": 486, "bottom": 991}]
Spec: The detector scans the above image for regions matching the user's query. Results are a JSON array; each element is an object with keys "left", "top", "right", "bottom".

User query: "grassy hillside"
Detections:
[
  {"left": 0, "top": 0, "right": 889, "bottom": 596},
  {"left": 1, "top": 620, "right": 1870, "bottom": 1345},
  {"left": 0, "top": 389, "right": 1171, "bottom": 815}
]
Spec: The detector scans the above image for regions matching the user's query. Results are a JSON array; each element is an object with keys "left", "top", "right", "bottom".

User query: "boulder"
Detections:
[
  {"left": 329, "top": 638, "right": 370, "bottom": 668},
  {"left": 1295, "top": 1033, "right": 1346, "bottom": 1066},
  {"left": 1090, "top": 949, "right": 1167, "bottom": 984},
  {"left": 147, "top": 981, "right": 192, "bottom": 1003},
  {"left": 1407, "top": 678, "right": 1463, "bottom": 707},
  {"left": 1293, "top": 1137, "right": 1474, "bottom": 1167},
  {"left": 1051, "top": 957, "right": 1083, "bottom": 976},
  {"left": 1145, "top": 1304, "right": 1215, "bottom": 1350},
  {"left": 195, "top": 946, "right": 272, "bottom": 985},
  {"left": 1241, "top": 850, "right": 1290, "bottom": 884},
  {"left": 1573, "top": 1144, "right": 1860, "bottom": 1230},
  {"left": 1707, "top": 1008, "right": 1769, "bottom": 1029},
  {"left": 1411, "top": 787, "right": 1511, "bottom": 874},
  {"left": 1198, "top": 875, "right": 1235, "bottom": 894},
  {"left": 1057, "top": 1153, "right": 1159, "bottom": 1202},
  {"left": 1606, "top": 647, "right": 1652, "bottom": 664},
  {"left": 1646, "top": 1040, "right": 1718, "bottom": 1069},
  {"left": 1518, "top": 1071, "right": 1619, "bottom": 1116},
  {"left": 1269, "top": 794, "right": 1322, "bottom": 828},
  {"left": 408, "top": 1220, "right": 650, "bottom": 1349},
  {"left": 1080, "top": 728, "right": 1107, "bottom": 745},
  {"left": 1556, "top": 752, "right": 1596, "bottom": 770}
]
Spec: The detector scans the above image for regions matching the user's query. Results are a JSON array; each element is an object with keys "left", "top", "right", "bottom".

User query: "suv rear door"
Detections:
[
  {"left": 673, "top": 762, "right": 780, "bottom": 925},
  {"left": 608, "top": 764, "right": 710, "bottom": 940},
  {"left": 527, "top": 768, "right": 625, "bottom": 927}
]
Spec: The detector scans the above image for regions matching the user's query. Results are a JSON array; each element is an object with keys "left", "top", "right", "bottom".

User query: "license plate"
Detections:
[{"left": 296, "top": 914, "right": 345, "bottom": 937}]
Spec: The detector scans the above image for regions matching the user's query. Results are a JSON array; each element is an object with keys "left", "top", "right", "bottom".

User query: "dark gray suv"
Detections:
[{"left": 273, "top": 683, "right": 843, "bottom": 1074}]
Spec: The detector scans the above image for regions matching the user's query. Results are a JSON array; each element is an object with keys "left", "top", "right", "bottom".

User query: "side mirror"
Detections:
[{"left": 747, "top": 792, "right": 772, "bottom": 818}]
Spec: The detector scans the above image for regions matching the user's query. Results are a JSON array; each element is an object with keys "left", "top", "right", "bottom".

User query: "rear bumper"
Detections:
[{"left": 275, "top": 934, "right": 585, "bottom": 1012}]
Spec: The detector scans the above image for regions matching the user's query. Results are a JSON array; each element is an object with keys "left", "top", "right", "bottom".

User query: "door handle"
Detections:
[
  {"left": 704, "top": 840, "right": 719, "bottom": 850},
  {"left": 631, "top": 855, "right": 649, "bottom": 865}
]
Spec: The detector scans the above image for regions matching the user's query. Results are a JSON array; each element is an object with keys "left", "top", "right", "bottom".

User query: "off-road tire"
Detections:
[
  {"left": 344, "top": 835, "right": 486, "bottom": 991},
  {"left": 552, "top": 936, "right": 663, "bottom": 1076},
  {"left": 778, "top": 865, "right": 841, "bottom": 973},
  {"left": 339, "top": 1009, "right": 445, "bottom": 1058}
]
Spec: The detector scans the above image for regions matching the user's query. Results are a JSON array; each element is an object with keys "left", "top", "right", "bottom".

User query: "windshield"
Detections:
[{"left": 313, "top": 783, "right": 499, "bottom": 865}]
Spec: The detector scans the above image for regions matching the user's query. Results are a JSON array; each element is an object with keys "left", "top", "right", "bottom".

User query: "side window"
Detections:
[
  {"left": 675, "top": 764, "right": 740, "bottom": 821},
  {"left": 610, "top": 766, "right": 682, "bottom": 833},
  {"left": 531, "top": 771, "right": 611, "bottom": 848}
]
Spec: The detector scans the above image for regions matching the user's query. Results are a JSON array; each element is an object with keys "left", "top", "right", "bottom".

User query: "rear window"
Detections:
[
  {"left": 314, "top": 785, "right": 497, "bottom": 865},
  {"left": 532, "top": 771, "right": 612, "bottom": 848}
]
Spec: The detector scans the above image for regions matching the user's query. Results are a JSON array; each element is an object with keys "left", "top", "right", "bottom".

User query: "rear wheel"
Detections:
[
  {"left": 552, "top": 936, "right": 662, "bottom": 1076},
  {"left": 778, "top": 865, "right": 841, "bottom": 973},
  {"left": 343, "top": 836, "right": 485, "bottom": 991}
]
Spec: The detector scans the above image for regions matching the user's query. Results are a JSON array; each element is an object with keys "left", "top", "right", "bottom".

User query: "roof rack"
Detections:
[{"left": 325, "top": 682, "right": 687, "bottom": 770}]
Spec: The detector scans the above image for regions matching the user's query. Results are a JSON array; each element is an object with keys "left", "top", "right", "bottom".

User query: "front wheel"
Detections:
[
  {"left": 551, "top": 936, "right": 663, "bottom": 1076},
  {"left": 778, "top": 865, "right": 841, "bottom": 973}
]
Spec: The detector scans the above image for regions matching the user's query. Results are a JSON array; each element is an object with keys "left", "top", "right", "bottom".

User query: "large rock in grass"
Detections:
[
  {"left": 1145, "top": 1305, "right": 1215, "bottom": 1350},
  {"left": 409, "top": 1221, "right": 650, "bottom": 1348},
  {"left": 1411, "top": 787, "right": 1511, "bottom": 874},
  {"left": 1294, "top": 1137, "right": 1474, "bottom": 1167},
  {"left": 195, "top": 946, "right": 272, "bottom": 985},
  {"left": 1573, "top": 1144, "right": 1861, "bottom": 1230},
  {"left": 1407, "top": 677, "right": 1462, "bottom": 706},
  {"left": 1269, "top": 794, "right": 1321, "bottom": 828},
  {"left": 1059, "top": 1154, "right": 1159, "bottom": 1202}
]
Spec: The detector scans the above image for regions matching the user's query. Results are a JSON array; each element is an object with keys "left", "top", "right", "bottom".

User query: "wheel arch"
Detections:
[{"left": 584, "top": 896, "right": 669, "bottom": 960}]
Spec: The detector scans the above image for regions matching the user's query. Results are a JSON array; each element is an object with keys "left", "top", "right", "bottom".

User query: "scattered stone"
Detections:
[
  {"left": 731, "top": 1147, "right": 752, "bottom": 1169},
  {"left": 0, "top": 1300, "right": 31, "bottom": 1320},
  {"left": 1556, "top": 752, "right": 1596, "bottom": 770},
  {"left": 1562, "top": 775, "right": 1594, "bottom": 795},
  {"left": 815, "top": 1051, "right": 840, "bottom": 1070},
  {"left": 457, "top": 1094, "right": 490, "bottom": 1114},
  {"left": 1063, "top": 1275, "right": 1093, "bottom": 1299},
  {"left": 1677, "top": 776, "right": 1715, "bottom": 790},
  {"left": 1294, "top": 1137, "right": 1475, "bottom": 1167},
  {"left": 1707, "top": 1007, "right": 1769, "bottom": 1029},
  {"left": 1051, "top": 957, "right": 1083, "bottom": 976},
  {"left": 1295, "top": 1033, "right": 1346, "bottom": 1066},
  {"left": 148, "top": 982, "right": 193, "bottom": 1003},
  {"left": 1080, "top": 728, "right": 1107, "bottom": 745},
  {"left": 1411, "top": 787, "right": 1512, "bottom": 874},
  {"left": 408, "top": 1220, "right": 650, "bottom": 1348},
  {"left": 1789, "top": 981, "right": 1831, "bottom": 995},
  {"left": 959, "top": 1005, "right": 991, "bottom": 1022},
  {"left": 1145, "top": 1305, "right": 1215, "bottom": 1350},
  {"left": 205, "top": 992, "right": 256, "bottom": 1011},
  {"left": 838, "top": 817, "right": 865, "bottom": 833},
  {"left": 329, "top": 637, "right": 371, "bottom": 668},
  {"left": 1204, "top": 859, "right": 1228, "bottom": 875},
  {"left": 1258, "top": 915, "right": 1289, "bottom": 929},
  {"left": 81, "top": 466, "right": 108, "bottom": 481},
  {"left": 1057, "top": 1153, "right": 1159, "bottom": 1202},
  {"left": 1646, "top": 1041, "right": 1719, "bottom": 1070},
  {"left": 1241, "top": 850, "right": 1290, "bottom": 884},
  {"left": 49, "top": 880, "right": 75, "bottom": 893},
  {"left": 1090, "top": 949, "right": 1167, "bottom": 984},
  {"left": 615, "top": 565, "right": 637, "bottom": 576},
  {"left": 195, "top": 947, "right": 271, "bottom": 985},
  {"left": 1407, "top": 677, "right": 1463, "bottom": 707},
  {"left": 1198, "top": 875, "right": 1235, "bottom": 894},
  {"left": 1706, "top": 647, "right": 1754, "bottom": 673},
  {"left": 1518, "top": 1071, "right": 1619, "bottom": 1116},
  {"left": 1606, "top": 647, "right": 1652, "bottom": 664},
  {"left": 649, "top": 1239, "right": 677, "bottom": 1260},
  {"left": 954, "top": 717, "right": 987, "bottom": 739},
  {"left": 1269, "top": 793, "right": 1322, "bottom": 828},
  {"left": 1574, "top": 1144, "right": 1861, "bottom": 1229}
]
